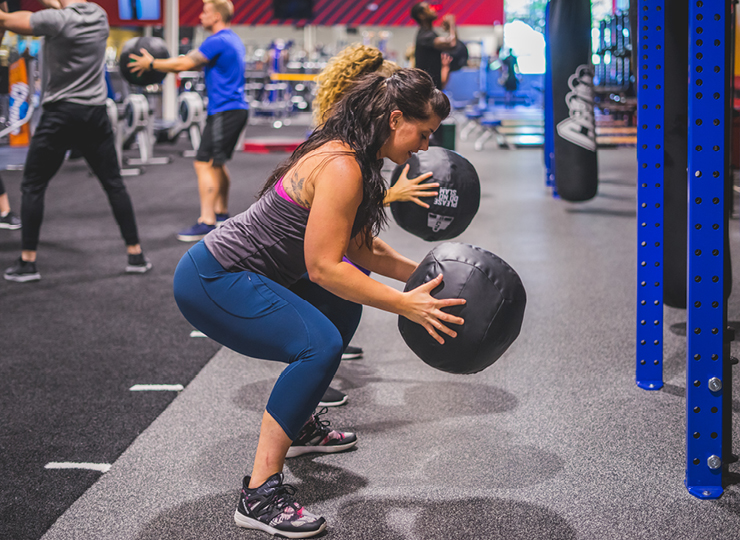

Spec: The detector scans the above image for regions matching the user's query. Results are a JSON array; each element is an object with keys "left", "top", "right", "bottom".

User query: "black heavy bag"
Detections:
[
  {"left": 662, "top": 0, "right": 688, "bottom": 308},
  {"left": 548, "top": 0, "right": 598, "bottom": 201},
  {"left": 120, "top": 36, "right": 170, "bottom": 86},
  {"left": 398, "top": 243, "right": 526, "bottom": 374},
  {"left": 389, "top": 147, "right": 480, "bottom": 242}
]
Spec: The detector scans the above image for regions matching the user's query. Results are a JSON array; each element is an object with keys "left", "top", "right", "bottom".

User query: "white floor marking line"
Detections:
[
  {"left": 190, "top": 330, "right": 207, "bottom": 338},
  {"left": 45, "top": 462, "right": 111, "bottom": 473},
  {"left": 129, "top": 384, "right": 184, "bottom": 392}
]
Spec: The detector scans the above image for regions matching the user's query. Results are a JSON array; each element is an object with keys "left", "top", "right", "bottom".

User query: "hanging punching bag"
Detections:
[
  {"left": 662, "top": 0, "right": 688, "bottom": 309},
  {"left": 549, "top": 0, "right": 598, "bottom": 202},
  {"left": 544, "top": 0, "right": 556, "bottom": 191}
]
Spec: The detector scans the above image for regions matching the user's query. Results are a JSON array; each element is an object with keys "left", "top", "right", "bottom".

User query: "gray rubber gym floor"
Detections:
[{"left": 7, "top": 129, "right": 740, "bottom": 539}]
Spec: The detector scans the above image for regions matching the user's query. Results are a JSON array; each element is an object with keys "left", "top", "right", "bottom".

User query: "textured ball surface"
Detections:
[
  {"left": 390, "top": 147, "right": 480, "bottom": 242},
  {"left": 398, "top": 243, "right": 526, "bottom": 374},
  {"left": 120, "top": 37, "right": 170, "bottom": 86}
]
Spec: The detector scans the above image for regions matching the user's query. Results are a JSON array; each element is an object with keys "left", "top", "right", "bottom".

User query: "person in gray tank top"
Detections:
[
  {"left": 173, "top": 68, "right": 461, "bottom": 538},
  {"left": 1, "top": 0, "right": 152, "bottom": 282}
]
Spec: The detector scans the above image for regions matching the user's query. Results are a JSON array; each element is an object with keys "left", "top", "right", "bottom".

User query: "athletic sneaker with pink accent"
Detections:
[
  {"left": 234, "top": 473, "right": 326, "bottom": 538},
  {"left": 286, "top": 407, "right": 358, "bottom": 458}
]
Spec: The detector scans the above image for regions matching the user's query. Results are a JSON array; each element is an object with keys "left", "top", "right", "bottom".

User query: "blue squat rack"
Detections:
[{"left": 635, "top": 0, "right": 734, "bottom": 499}]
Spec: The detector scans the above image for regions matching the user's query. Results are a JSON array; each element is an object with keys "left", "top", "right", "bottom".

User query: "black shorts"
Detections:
[{"left": 196, "top": 108, "right": 249, "bottom": 166}]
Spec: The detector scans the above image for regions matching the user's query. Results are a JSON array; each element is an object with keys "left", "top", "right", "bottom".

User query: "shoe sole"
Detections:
[
  {"left": 341, "top": 352, "right": 363, "bottom": 360},
  {"left": 4, "top": 272, "right": 40, "bottom": 282},
  {"left": 318, "top": 394, "right": 348, "bottom": 407},
  {"left": 234, "top": 510, "right": 327, "bottom": 538},
  {"left": 0, "top": 223, "right": 21, "bottom": 230},
  {"left": 285, "top": 438, "right": 357, "bottom": 458},
  {"left": 176, "top": 234, "right": 208, "bottom": 242},
  {"left": 125, "top": 263, "right": 152, "bottom": 274}
]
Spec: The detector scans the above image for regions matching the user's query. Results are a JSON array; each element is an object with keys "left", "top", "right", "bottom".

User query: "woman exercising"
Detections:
[
  {"left": 309, "top": 45, "right": 443, "bottom": 408},
  {"left": 314, "top": 44, "right": 441, "bottom": 209},
  {"left": 173, "top": 68, "right": 465, "bottom": 538}
]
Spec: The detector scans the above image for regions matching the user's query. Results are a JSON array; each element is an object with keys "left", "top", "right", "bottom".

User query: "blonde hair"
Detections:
[
  {"left": 204, "top": 0, "right": 234, "bottom": 23},
  {"left": 313, "top": 44, "right": 400, "bottom": 125}
]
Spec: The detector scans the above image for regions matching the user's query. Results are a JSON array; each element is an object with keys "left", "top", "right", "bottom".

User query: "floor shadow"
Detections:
[
  {"left": 423, "top": 443, "right": 566, "bottom": 489},
  {"left": 670, "top": 322, "right": 687, "bottom": 336},
  {"left": 134, "top": 493, "right": 578, "bottom": 540},
  {"left": 564, "top": 207, "right": 636, "bottom": 218},
  {"left": 234, "top": 379, "right": 518, "bottom": 423},
  {"left": 597, "top": 192, "right": 635, "bottom": 201},
  {"left": 285, "top": 458, "right": 369, "bottom": 506},
  {"left": 661, "top": 383, "right": 685, "bottom": 399},
  {"left": 133, "top": 491, "right": 295, "bottom": 540},
  {"left": 334, "top": 497, "right": 578, "bottom": 540},
  {"left": 599, "top": 178, "right": 636, "bottom": 187}
]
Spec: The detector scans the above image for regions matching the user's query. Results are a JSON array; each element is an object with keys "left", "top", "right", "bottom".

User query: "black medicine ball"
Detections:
[
  {"left": 448, "top": 41, "right": 469, "bottom": 72},
  {"left": 398, "top": 242, "right": 526, "bottom": 374},
  {"left": 120, "top": 37, "right": 170, "bottom": 86},
  {"left": 390, "top": 147, "right": 480, "bottom": 242}
]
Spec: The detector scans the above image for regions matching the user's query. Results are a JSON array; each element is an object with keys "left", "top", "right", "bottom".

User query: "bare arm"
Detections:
[
  {"left": 304, "top": 155, "right": 465, "bottom": 343},
  {"left": 36, "top": 0, "right": 61, "bottom": 8},
  {"left": 0, "top": 2, "right": 7, "bottom": 43},
  {"left": 128, "top": 49, "right": 207, "bottom": 75},
  {"left": 346, "top": 236, "right": 417, "bottom": 283},
  {"left": 0, "top": 10, "right": 34, "bottom": 36},
  {"left": 433, "top": 14, "right": 457, "bottom": 51}
]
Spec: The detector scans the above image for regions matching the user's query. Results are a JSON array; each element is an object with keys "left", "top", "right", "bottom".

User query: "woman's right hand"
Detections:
[
  {"left": 401, "top": 274, "right": 465, "bottom": 344},
  {"left": 384, "top": 164, "right": 439, "bottom": 208}
]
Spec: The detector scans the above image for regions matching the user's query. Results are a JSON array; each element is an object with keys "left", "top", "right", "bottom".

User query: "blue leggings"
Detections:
[{"left": 173, "top": 241, "right": 362, "bottom": 440}]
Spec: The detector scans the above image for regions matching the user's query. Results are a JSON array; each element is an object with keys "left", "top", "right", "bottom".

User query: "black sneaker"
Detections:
[
  {"left": 125, "top": 253, "right": 152, "bottom": 274},
  {"left": 4, "top": 257, "right": 40, "bottom": 282},
  {"left": 341, "top": 345, "right": 364, "bottom": 360},
  {"left": 318, "top": 386, "right": 347, "bottom": 407},
  {"left": 234, "top": 473, "right": 326, "bottom": 538},
  {"left": 286, "top": 407, "right": 357, "bottom": 458},
  {"left": 0, "top": 211, "right": 20, "bottom": 230}
]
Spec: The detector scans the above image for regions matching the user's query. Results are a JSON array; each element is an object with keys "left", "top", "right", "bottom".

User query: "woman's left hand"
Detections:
[{"left": 384, "top": 164, "right": 439, "bottom": 208}]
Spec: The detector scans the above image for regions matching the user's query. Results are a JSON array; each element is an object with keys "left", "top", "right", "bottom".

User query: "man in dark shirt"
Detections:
[
  {"left": 410, "top": 1, "right": 458, "bottom": 90},
  {"left": 1, "top": 0, "right": 152, "bottom": 282}
]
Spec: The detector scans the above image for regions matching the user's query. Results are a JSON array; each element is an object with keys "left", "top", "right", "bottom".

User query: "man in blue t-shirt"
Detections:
[{"left": 129, "top": 0, "right": 248, "bottom": 241}]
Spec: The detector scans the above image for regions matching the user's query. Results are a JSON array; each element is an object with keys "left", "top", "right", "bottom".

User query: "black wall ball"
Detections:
[
  {"left": 389, "top": 147, "right": 481, "bottom": 242},
  {"left": 120, "top": 36, "right": 170, "bottom": 86},
  {"left": 398, "top": 243, "right": 526, "bottom": 374}
]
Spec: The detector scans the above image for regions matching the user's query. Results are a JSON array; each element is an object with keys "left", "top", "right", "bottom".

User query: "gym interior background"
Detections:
[{"left": 4, "top": 0, "right": 740, "bottom": 538}]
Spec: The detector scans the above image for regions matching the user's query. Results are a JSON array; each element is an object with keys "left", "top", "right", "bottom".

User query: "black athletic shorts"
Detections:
[{"left": 196, "top": 108, "right": 249, "bottom": 166}]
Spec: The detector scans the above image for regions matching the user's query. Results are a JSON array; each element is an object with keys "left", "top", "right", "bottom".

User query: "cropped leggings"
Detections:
[{"left": 173, "top": 240, "right": 362, "bottom": 440}]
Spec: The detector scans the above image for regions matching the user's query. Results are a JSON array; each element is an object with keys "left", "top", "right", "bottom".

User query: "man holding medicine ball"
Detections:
[{"left": 128, "top": 0, "right": 248, "bottom": 243}]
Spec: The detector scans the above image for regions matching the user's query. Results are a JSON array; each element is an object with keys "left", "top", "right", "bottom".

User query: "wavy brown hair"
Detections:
[
  {"left": 260, "top": 68, "right": 450, "bottom": 246},
  {"left": 312, "top": 44, "right": 400, "bottom": 126}
]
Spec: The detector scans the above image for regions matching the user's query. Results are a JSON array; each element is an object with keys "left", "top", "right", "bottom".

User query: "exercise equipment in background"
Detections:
[
  {"left": 548, "top": 0, "right": 598, "bottom": 201},
  {"left": 398, "top": 242, "right": 526, "bottom": 374},
  {"left": 119, "top": 36, "right": 170, "bottom": 86},
  {"left": 106, "top": 97, "right": 140, "bottom": 177},
  {"left": 389, "top": 147, "right": 480, "bottom": 242},
  {"left": 120, "top": 93, "right": 171, "bottom": 166},
  {"left": 154, "top": 91, "right": 206, "bottom": 158}
]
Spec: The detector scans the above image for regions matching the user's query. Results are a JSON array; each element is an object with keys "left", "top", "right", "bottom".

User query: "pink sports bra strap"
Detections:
[{"left": 275, "top": 179, "right": 308, "bottom": 210}]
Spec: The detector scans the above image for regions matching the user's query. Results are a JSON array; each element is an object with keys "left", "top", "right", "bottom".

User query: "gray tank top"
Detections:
[{"left": 204, "top": 186, "right": 309, "bottom": 287}]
